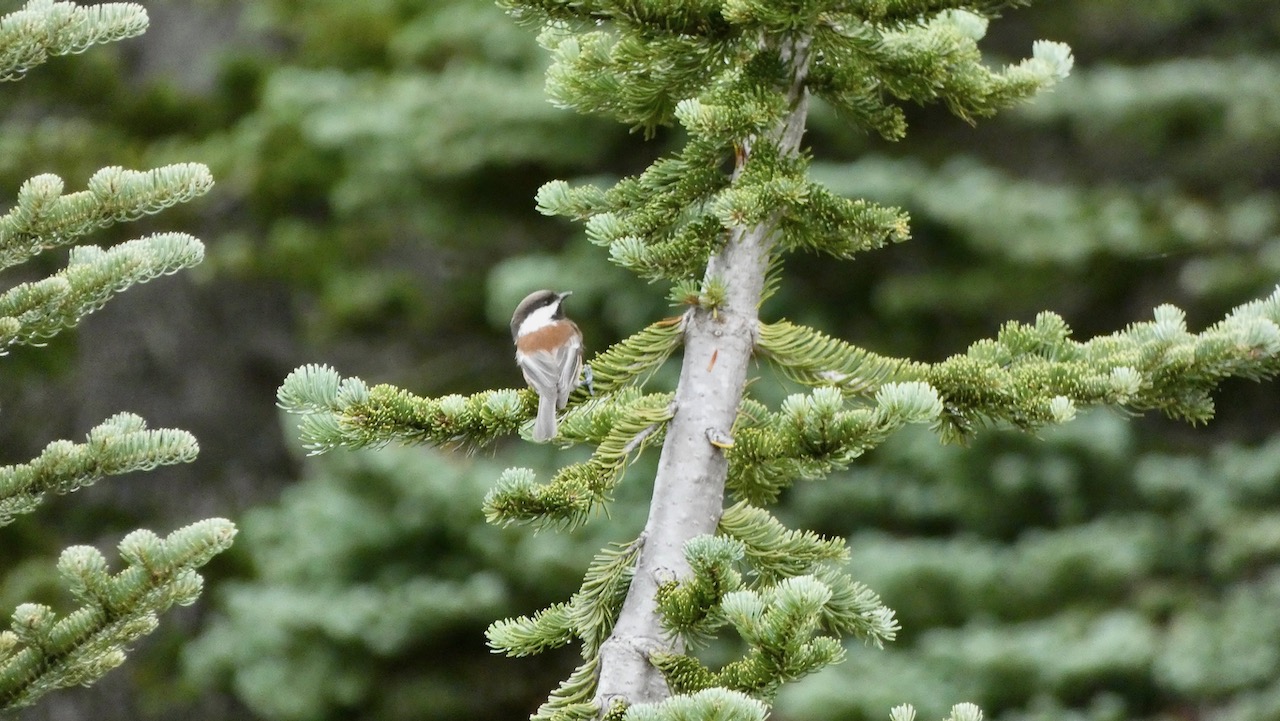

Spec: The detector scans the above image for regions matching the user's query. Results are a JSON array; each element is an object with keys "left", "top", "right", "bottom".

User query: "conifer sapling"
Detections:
[{"left": 278, "top": 1, "right": 1280, "bottom": 720}]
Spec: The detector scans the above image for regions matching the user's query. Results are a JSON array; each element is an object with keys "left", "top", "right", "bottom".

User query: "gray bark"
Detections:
[{"left": 592, "top": 33, "right": 814, "bottom": 713}]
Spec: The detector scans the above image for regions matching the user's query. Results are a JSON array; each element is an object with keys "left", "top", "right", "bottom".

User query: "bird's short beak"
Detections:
[{"left": 558, "top": 291, "right": 574, "bottom": 299}]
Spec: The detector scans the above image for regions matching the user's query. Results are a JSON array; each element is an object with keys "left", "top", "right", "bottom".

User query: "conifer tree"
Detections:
[
  {"left": 277, "top": 2, "right": 1280, "bottom": 721},
  {"left": 0, "top": 1, "right": 235, "bottom": 712}
]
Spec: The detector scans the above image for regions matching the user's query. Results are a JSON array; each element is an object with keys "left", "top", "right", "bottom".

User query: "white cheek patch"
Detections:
[{"left": 518, "top": 303, "right": 560, "bottom": 336}]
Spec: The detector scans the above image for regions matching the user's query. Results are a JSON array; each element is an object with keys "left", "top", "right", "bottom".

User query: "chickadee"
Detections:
[{"left": 511, "top": 289, "right": 583, "bottom": 442}]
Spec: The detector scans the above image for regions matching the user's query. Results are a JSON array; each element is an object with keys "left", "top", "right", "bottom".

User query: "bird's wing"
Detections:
[
  {"left": 518, "top": 349, "right": 564, "bottom": 401},
  {"left": 554, "top": 336, "right": 583, "bottom": 409}
]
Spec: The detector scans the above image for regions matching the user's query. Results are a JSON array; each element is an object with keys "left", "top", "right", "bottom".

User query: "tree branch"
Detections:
[{"left": 592, "top": 32, "right": 814, "bottom": 713}]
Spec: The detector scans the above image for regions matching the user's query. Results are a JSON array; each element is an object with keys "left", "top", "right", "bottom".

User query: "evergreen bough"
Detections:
[
  {"left": 278, "top": 1, "right": 1280, "bottom": 720},
  {"left": 0, "top": 1, "right": 235, "bottom": 712}
]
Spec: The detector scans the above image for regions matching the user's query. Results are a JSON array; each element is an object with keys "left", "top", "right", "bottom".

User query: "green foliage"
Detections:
[
  {"left": 759, "top": 295, "right": 1280, "bottom": 446},
  {"left": 717, "top": 503, "right": 845, "bottom": 585},
  {"left": 890, "top": 703, "right": 988, "bottom": 721},
  {"left": 0, "top": 231, "right": 204, "bottom": 351},
  {"left": 490, "top": 538, "right": 639, "bottom": 657},
  {"left": 0, "top": 1, "right": 147, "bottom": 82},
  {"left": 0, "top": 164, "right": 211, "bottom": 271},
  {"left": 656, "top": 573, "right": 848, "bottom": 699},
  {"left": 775, "top": 411, "right": 1280, "bottom": 721},
  {"left": 515, "top": 5, "right": 1076, "bottom": 316},
  {"left": 291, "top": 314, "right": 679, "bottom": 533},
  {"left": 490, "top": 537, "right": 641, "bottom": 720},
  {"left": 653, "top": 520, "right": 899, "bottom": 701},
  {"left": 484, "top": 388, "right": 673, "bottom": 529},
  {"left": 0, "top": 412, "right": 198, "bottom": 525},
  {"left": 0, "top": 162, "right": 214, "bottom": 523},
  {"left": 623, "top": 688, "right": 768, "bottom": 721},
  {"left": 263, "top": 1, "right": 1280, "bottom": 721},
  {"left": 0, "top": 2, "right": 234, "bottom": 713},
  {"left": 728, "top": 383, "right": 943, "bottom": 504},
  {"left": 757, "top": 320, "right": 921, "bottom": 396},
  {"left": 0, "top": 518, "right": 236, "bottom": 711},
  {"left": 0, "top": 124, "right": 211, "bottom": 357},
  {"left": 188, "top": 445, "right": 643, "bottom": 721},
  {"left": 222, "top": 1, "right": 1280, "bottom": 721},
  {"left": 922, "top": 296, "right": 1280, "bottom": 437},
  {"left": 0, "top": 0, "right": 1271, "bottom": 718},
  {"left": 277, "top": 363, "right": 526, "bottom": 452}
]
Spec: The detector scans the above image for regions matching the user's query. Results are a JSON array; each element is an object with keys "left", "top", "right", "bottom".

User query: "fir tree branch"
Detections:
[
  {"left": 756, "top": 319, "right": 924, "bottom": 397},
  {"left": 808, "top": 9, "right": 1070, "bottom": 136},
  {"left": 0, "top": 232, "right": 204, "bottom": 352},
  {"left": 622, "top": 688, "right": 767, "bottom": 721},
  {"left": 489, "top": 539, "right": 641, "bottom": 721},
  {"left": 915, "top": 293, "right": 1280, "bottom": 442},
  {"left": 759, "top": 291, "right": 1280, "bottom": 444},
  {"left": 0, "top": 413, "right": 199, "bottom": 526},
  {"left": 652, "top": 575, "right": 847, "bottom": 702},
  {"left": 546, "top": 149, "right": 737, "bottom": 281},
  {"left": 0, "top": 164, "right": 214, "bottom": 272},
  {"left": 572, "top": 539, "right": 643, "bottom": 656},
  {"left": 654, "top": 536, "right": 744, "bottom": 645},
  {"left": 810, "top": 564, "right": 899, "bottom": 642},
  {"left": 0, "top": 4, "right": 226, "bottom": 714},
  {"left": 279, "top": 321, "right": 679, "bottom": 456},
  {"left": 774, "top": 183, "right": 911, "bottom": 260},
  {"left": 277, "top": 364, "right": 527, "bottom": 452},
  {"left": 540, "top": 24, "right": 746, "bottom": 137},
  {"left": 716, "top": 503, "right": 847, "bottom": 585},
  {"left": 488, "top": 603, "right": 577, "bottom": 658},
  {"left": 484, "top": 391, "right": 674, "bottom": 529},
  {"left": 500, "top": 0, "right": 734, "bottom": 39},
  {"left": 843, "top": 11, "right": 1071, "bottom": 125},
  {"left": 649, "top": 553, "right": 897, "bottom": 703},
  {"left": 654, "top": 516, "right": 899, "bottom": 689},
  {"left": 537, "top": 657, "right": 605, "bottom": 721},
  {"left": 497, "top": 0, "right": 607, "bottom": 29},
  {"left": 728, "top": 384, "right": 942, "bottom": 504},
  {"left": 0, "top": 1, "right": 148, "bottom": 82},
  {"left": 570, "top": 318, "right": 685, "bottom": 395},
  {"left": 0, "top": 518, "right": 237, "bottom": 711}
]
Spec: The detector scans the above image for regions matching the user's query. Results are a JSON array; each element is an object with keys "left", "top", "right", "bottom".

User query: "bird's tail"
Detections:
[{"left": 533, "top": 392, "right": 558, "bottom": 442}]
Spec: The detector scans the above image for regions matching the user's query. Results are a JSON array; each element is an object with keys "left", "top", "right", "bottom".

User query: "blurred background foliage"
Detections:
[{"left": 2, "top": 0, "right": 1278, "bottom": 719}]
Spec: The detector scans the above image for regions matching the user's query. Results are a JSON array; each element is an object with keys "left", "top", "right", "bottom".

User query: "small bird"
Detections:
[{"left": 511, "top": 289, "right": 583, "bottom": 442}]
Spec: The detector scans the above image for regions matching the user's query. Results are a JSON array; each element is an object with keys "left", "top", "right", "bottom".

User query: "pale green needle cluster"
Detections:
[{"left": 0, "top": 2, "right": 235, "bottom": 712}]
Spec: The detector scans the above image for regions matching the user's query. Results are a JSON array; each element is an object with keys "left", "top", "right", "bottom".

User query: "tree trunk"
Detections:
[{"left": 592, "top": 33, "right": 814, "bottom": 712}]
